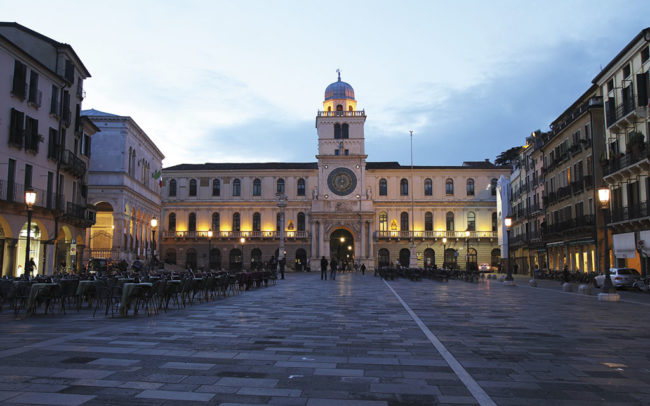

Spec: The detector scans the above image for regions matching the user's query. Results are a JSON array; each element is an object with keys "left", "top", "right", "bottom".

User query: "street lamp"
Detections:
[
  {"left": 240, "top": 237, "right": 246, "bottom": 271},
  {"left": 207, "top": 230, "right": 213, "bottom": 270},
  {"left": 24, "top": 188, "right": 37, "bottom": 277},
  {"left": 504, "top": 216, "right": 515, "bottom": 285},
  {"left": 465, "top": 230, "right": 471, "bottom": 271},
  {"left": 442, "top": 237, "right": 447, "bottom": 269},
  {"left": 597, "top": 187, "right": 620, "bottom": 301},
  {"left": 276, "top": 193, "right": 287, "bottom": 272},
  {"left": 150, "top": 217, "right": 158, "bottom": 262},
  {"left": 409, "top": 130, "right": 417, "bottom": 268}
]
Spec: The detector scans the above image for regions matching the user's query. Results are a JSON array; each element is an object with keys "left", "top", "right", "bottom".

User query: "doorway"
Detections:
[{"left": 330, "top": 229, "right": 354, "bottom": 266}]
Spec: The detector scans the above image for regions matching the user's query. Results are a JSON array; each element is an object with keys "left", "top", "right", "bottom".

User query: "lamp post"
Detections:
[
  {"left": 597, "top": 187, "right": 620, "bottom": 301},
  {"left": 504, "top": 216, "right": 515, "bottom": 285},
  {"left": 240, "top": 237, "right": 246, "bottom": 271},
  {"left": 276, "top": 193, "right": 287, "bottom": 272},
  {"left": 409, "top": 130, "right": 417, "bottom": 268},
  {"left": 24, "top": 188, "right": 37, "bottom": 277},
  {"left": 207, "top": 230, "right": 213, "bottom": 270},
  {"left": 465, "top": 230, "right": 471, "bottom": 271},
  {"left": 150, "top": 217, "right": 158, "bottom": 262},
  {"left": 442, "top": 237, "right": 447, "bottom": 269}
]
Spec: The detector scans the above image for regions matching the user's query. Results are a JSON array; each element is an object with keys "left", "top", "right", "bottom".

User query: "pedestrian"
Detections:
[
  {"left": 28, "top": 257, "right": 36, "bottom": 276},
  {"left": 306, "top": 258, "right": 311, "bottom": 272},
  {"left": 330, "top": 258, "right": 337, "bottom": 280},
  {"left": 320, "top": 256, "right": 328, "bottom": 280},
  {"left": 279, "top": 257, "right": 286, "bottom": 279},
  {"left": 360, "top": 263, "right": 366, "bottom": 275},
  {"left": 563, "top": 264, "right": 569, "bottom": 283}
]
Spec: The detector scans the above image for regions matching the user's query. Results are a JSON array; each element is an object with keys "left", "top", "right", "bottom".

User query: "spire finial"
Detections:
[{"left": 336, "top": 68, "right": 341, "bottom": 81}]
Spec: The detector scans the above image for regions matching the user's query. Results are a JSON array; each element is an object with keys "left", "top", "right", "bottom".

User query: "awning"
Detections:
[
  {"left": 640, "top": 230, "right": 650, "bottom": 256},
  {"left": 613, "top": 232, "right": 636, "bottom": 258}
]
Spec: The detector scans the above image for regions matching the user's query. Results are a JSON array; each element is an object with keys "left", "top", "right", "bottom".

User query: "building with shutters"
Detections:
[
  {"left": 160, "top": 74, "right": 509, "bottom": 271},
  {"left": 0, "top": 22, "right": 95, "bottom": 276}
]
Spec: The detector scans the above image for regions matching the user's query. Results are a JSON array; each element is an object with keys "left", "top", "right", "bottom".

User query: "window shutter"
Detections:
[
  {"left": 638, "top": 72, "right": 649, "bottom": 107},
  {"left": 12, "top": 60, "right": 26, "bottom": 98},
  {"left": 87, "top": 135, "right": 92, "bottom": 158}
]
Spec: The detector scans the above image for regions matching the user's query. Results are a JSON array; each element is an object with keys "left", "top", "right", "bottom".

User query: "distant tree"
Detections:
[{"left": 495, "top": 146, "right": 521, "bottom": 166}]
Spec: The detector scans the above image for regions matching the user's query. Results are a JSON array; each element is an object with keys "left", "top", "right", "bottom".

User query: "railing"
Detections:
[
  {"left": 557, "top": 186, "right": 571, "bottom": 200},
  {"left": 603, "top": 144, "right": 649, "bottom": 176},
  {"left": 317, "top": 110, "right": 366, "bottom": 117},
  {"left": 583, "top": 175, "right": 594, "bottom": 190},
  {"left": 610, "top": 202, "right": 649, "bottom": 223},
  {"left": 374, "top": 230, "right": 497, "bottom": 240},
  {"left": 162, "top": 230, "right": 310, "bottom": 239},
  {"left": 551, "top": 96, "right": 602, "bottom": 134},
  {"left": 607, "top": 95, "right": 636, "bottom": 128},
  {"left": 545, "top": 215, "right": 595, "bottom": 234},
  {"left": 0, "top": 180, "right": 64, "bottom": 210},
  {"left": 61, "top": 149, "right": 87, "bottom": 178},
  {"left": 571, "top": 180, "right": 584, "bottom": 194}
]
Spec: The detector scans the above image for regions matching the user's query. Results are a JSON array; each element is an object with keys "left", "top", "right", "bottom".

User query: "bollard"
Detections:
[
  {"left": 578, "top": 284, "right": 592, "bottom": 295},
  {"left": 498, "top": 275, "right": 506, "bottom": 283},
  {"left": 562, "top": 282, "right": 573, "bottom": 292},
  {"left": 529, "top": 279, "right": 537, "bottom": 287}
]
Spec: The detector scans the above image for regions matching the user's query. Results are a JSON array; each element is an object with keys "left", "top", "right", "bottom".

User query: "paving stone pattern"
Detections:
[{"left": 0, "top": 272, "right": 649, "bottom": 405}]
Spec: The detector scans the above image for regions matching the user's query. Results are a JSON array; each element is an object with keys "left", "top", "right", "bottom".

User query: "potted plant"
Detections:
[{"left": 627, "top": 131, "right": 646, "bottom": 157}]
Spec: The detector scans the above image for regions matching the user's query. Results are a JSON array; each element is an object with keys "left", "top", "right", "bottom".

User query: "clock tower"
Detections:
[{"left": 310, "top": 72, "right": 374, "bottom": 269}]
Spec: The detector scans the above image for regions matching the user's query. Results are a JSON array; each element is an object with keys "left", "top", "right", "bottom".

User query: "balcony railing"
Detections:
[
  {"left": 162, "top": 230, "right": 310, "bottom": 240},
  {"left": 602, "top": 144, "right": 649, "bottom": 177},
  {"left": 557, "top": 186, "right": 571, "bottom": 200},
  {"left": 544, "top": 215, "right": 595, "bottom": 235},
  {"left": 571, "top": 179, "right": 584, "bottom": 195},
  {"left": 374, "top": 230, "right": 497, "bottom": 240},
  {"left": 317, "top": 110, "right": 366, "bottom": 117},
  {"left": 607, "top": 95, "right": 637, "bottom": 128},
  {"left": 61, "top": 149, "right": 87, "bottom": 178},
  {"left": 0, "top": 180, "right": 64, "bottom": 210},
  {"left": 610, "top": 202, "right": 649, "bottom": 223},
  {"left": 61, "top": 201, "right": 95, "bottom": 227}
]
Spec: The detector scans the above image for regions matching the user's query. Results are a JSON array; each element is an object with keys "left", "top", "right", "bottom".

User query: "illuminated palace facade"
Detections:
[{"left": 160, "top": 76, "right": 510, "bottom": 271}]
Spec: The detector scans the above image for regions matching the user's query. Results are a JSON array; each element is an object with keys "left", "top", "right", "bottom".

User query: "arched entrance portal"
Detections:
[{"left": 330, "top": 229, "right": 354, "bottom": 266}]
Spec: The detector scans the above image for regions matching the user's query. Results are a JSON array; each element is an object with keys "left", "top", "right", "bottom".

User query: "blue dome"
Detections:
[{"left": 324, "top": 74, "right": 355, "bottom": 101}]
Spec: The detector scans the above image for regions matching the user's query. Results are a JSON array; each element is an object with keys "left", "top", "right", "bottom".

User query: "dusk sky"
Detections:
[{"left": 4, "top": 1, "right": 650, "bottom": 168}]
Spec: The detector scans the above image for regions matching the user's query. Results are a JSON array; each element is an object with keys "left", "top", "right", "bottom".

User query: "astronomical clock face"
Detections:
[{"left": 327, "top": 167, "right": 357, "bottom": 196}]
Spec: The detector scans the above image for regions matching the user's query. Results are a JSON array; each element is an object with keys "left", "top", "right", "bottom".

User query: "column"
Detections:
[
  {"left": 310, "top": 220, "right": 317, "bottom": 259},
  {"left": 318, "top": 222, "right": 324, "bottom": 258}
]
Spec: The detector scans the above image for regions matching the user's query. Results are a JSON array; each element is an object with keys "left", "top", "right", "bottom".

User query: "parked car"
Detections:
[
  {"left": 86, "top": 258, "right": 109, "bottom": 274},
  {"left": 478, "top": 263, "right": 491, "bottom": 272},
  {"left": 593, "top": 268, "right": 641, "bottom": 289}
]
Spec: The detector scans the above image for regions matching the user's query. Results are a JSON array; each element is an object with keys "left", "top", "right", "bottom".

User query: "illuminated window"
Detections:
[{"left": 379, "top": 212, "right": 388, "bottom": 231}]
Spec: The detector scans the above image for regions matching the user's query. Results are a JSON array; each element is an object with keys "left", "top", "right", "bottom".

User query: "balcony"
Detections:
[
  {"left": 603, "top": 144, "right": 650, "bottom": 183},
  {"left": 571, "top": 179, "right": 584, "bottom": 195},
  {"left": 374, "top": 230, "right": 497, "bottom": 241},
  {"left": 61, "top": 149, "right": 87, "bottom": 178},
  {"left": 610, "top": 202, "right": 649, "bottom": 225},
  {"left": 162, "top": 230, "right": 310, "bottom": 240},
  {"left": 0, "top": 180, "right": 64, "bottom": 210},
  {"left": 557, "top": 186, "right": 571, "bottom": 201},
  {"left": 582, "top": 175, "right": 594, "bottom": 190},
  {"left": 317, "top": 110, "right": 365, "bottom": 117},
  {"left": 606, "top": 94, "right": 647, "bottom": 131},
  {"left": 526, "top": 204, "right": 542, "bottom": 218},
  {"left": 544, "top": 215, "right": 595, "bottom": 236},
  {"left": 61, "top": 202, "right": 95, "bottom": 227}
]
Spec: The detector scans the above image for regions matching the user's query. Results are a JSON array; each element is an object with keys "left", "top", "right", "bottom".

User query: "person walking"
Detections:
[
  {"left": 279, "top": 257, "right": 286, "bottom": 280},
  {"left": 330, "top": 258, "right": 337, "bottom": 280},
  {"left": 361, "top": 263, "right": 366, "bottom": 275},
  {"left": 320, "top": 256, "right": 328, "bottom": 280}
]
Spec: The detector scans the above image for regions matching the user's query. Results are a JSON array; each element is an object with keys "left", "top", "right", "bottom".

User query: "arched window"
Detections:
[
  {"left": 212, "top": 179, "right": 220, "bottom": 196},
  {"left": 252, "top": 212, "right": 261, "bottom": 232},
  {"left": 379, "top": 179, "right": 387, "bottom": 196},
  {"left": 165, "top": 248, "right": 176, "bottom": 264},
  {"left": 400, "top": 178, "right": 408, "bottom": 196},
  {"left": 297, "top": 212, "right": 305, "bottom": 231},
  {"left": 168, "top": 212, "right": 176, "bottom": 231},
  {"left": 446, "top": 211, "right": 454, "bottom": 231},
  {"left": 379, "top": 212, "right": 388, "bottom": 231},
  {"left": 467, "top": 211, "right": 476, "bottom": 231},
  {"left": 277, "top": 178, "right": 285, "bottom": 194},
  {"left": 212, "top": 212, "right": 220, "bottom": 232},
  {"left": 399, "top": 248, "right": 411, "bottom": 268},
  {"left": 297, "top": 178, "right": 306, "bottom": 196},
  {"left": 232, "top": 212, "right": 241, "bottom": 232},
  {"left": 492, "top": 212, "right": 497, "bottom": 231},
  {"left": 186, "top": 248, "right": 197, "bottom": 270},
  {"left": 491, "top": 248, "right": 501, "bottom": 267},
  {"left": 334, "top": 123, "right": 341, "bottom": 139},
  {"left": 468, "top": 248, "right": 477, "bottom": 265},
  {"left": 378, "top": 248, "right": 390, "bottom": 267},
  {"left": 425, "top": 211, "right": 433, "bottom": 231},
  {"left": 189, "top": 179, "right": 197, "bottom": 196},
  {"left": 336, "top": 104, "right": 343, "bottom": 111},
  {"left": 209, "top": 248, "right": 221, "bottom": 270},
  {"left": 424, "top": 248, "right": 435, "bottom": 268},
  {"left": 276, "top": 213, "right": 282, "bottom": 231},
  {"left": 188, "top": 212, "right": 196, "bottom": 232},
  {"left": 466, "top": 178, "right": 474, "bottom": 196},
  {"left": 251, "top": 248, "right": 262, "bottom": 265},
  {"left": 232, "top": 179, "right": 241, "bottom": 196},
  {"left": 169, "top": 179, "right": 177, "bottom": 197},
  {"left": 446, "top": 178, "right": 454, "bottom": 195},
  {"left": 424, "top": 178, "right": 432, "bottom": 196},
  {"left": 400, "top": 211, "right": 409, "bottom": 231},
  {"left": 342, "top": 123, "right": 349, "bottom": 138},
  {"left": 491, "top": 178, "right": 498, "bottom": 196},
  {"left": 444, "top": 248, "right": 457, "bottom": 268},
  {"left": 229, "top": 248, "right": 242, "bottom": 271},
  {"left": 253, "top": 178, "right": 261, "bottom": 196}
]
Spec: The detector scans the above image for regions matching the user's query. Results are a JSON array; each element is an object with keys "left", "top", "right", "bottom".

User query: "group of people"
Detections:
[{"left": 319, "top": 256, "right": 366, "bottom": 280}]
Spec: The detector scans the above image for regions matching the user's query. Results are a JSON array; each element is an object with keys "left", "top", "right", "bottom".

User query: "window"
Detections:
[
  {"left": 491, "top": 178, "right": 498, "bottom": 196},
  {"left": 642, "top": 45, "right": 649, "bottom": 63},
  {"left": 297, "top": 212, "right": 305, "bottom": 231},
  {"left": 188, "top": 213, "right": 196, "bottom": 232},
  {"left": 446, "top": 212, "right": 455, "bottom": 231},
  {"left": 379, "top": 179, "right": 387, "bottom": 196},
  {"left": 466, "top": 178, "right": 474, "bottom": 196},
  {"left": 64, "top": 59, "right": 74, "bottom": 83},
  {"left": 445, "top": 178, "right": 454, "bottom": 195},
  {"left": 189, "top": 179, "right": 197, "bottom": 196},
  {"left": 253, "top": 178, "right": 261, "bottom": 196},
  {"left": 24, "top": 116, "right": 39, "bottom": 152},
  {"left": 24, "top": 164, "right": 32, "bottom": 188},
  {"left": 400, "top": 212, "right": 409, "bottom": 231},
  {"left": 9, "top": 108, "right": 24, "bottom": 147},
  {"left": 233, "top": 213, "right": 241, "bottom": 231},
  {"left": 492, "top": 212, "right": 497, "bottom": 231},
  {"left": 28, "top": 70, "right": 39, "bottom": 105},
  {"left": 50, "top": 85, "right": 59, "bottom": 115},
  {"left": 425, "top": 211, "right": 433, "bottom": 231},
  {"left": 212, "top": 179, "right": 220, "bottom": 196},
  {"left": 378, "top": 248, "right": 390, "bottom": 267},
  {"left": 297, "top": 178, "right": 305, "bottom": 196},
  {"left": 11, "top": 60, "right": 26, "bottom": 99},
  {"left": 467, "top": 212, "right": 476, "bottom": 231},
  {"left": 168, "top": 213, "right": 176, "bottom": 231},
  {"left": 253, "top": 212, "right": 261, "bottom": 232},
  {"left": 212, "top": 212, "right": 220, "bottom": 231},
  {"left": 623, "top": 63, "right": 631, "bottom": 78},
  {"left": 342, "top": 123, "right": 349, "bottom": 138},
  {"left": 277, "top": 178, "right": 285, "bottom": 194},
  {"left": 607, "top": 79, "right": 614, "bottom": 93},
  {"left": 379, "top": 212, "right": 388, "bottom": 231},
  {"left": 424, "top": 178, "right": 432, "bottom": 196},
  {"left": 232, "top": 179, "right": 241, "bottom": 196},
  {"left": 169, "top": 179, "right": 177, "bottom": 197},
  {"left": 334, "top": 123, "right": 341, "bottom": 139},
  {"left": 400, "top": 178, "right": 408, "bottom": 196}
]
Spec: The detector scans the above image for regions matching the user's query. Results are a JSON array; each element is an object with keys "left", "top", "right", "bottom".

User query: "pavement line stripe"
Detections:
[{"left": 383, "top": 280, "right": 497, "bottom": 406}]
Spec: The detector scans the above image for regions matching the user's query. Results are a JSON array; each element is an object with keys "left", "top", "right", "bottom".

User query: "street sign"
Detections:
[{"left": 70, "top": 241, "right": 77, "bottom": 256}]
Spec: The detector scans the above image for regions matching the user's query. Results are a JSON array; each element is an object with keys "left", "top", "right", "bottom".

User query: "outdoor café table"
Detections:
[
  {"left": 75, "top": 280, "right": 97, "bottom": 296},
  {"left": 119, "top": 282, "right": 152, "bottom": 316},
  {"left": 26, "top": 283, "right": 58, "bottom": 315}
]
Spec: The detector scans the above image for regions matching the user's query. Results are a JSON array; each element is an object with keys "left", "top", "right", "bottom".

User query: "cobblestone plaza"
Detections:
[{"left": 1, "top": 274, "right": 650, "bottom": 405}]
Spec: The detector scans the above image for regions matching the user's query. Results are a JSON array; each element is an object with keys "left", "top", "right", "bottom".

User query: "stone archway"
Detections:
[{"left": 329, "top": 229, "right": 354, "bottom": 265}]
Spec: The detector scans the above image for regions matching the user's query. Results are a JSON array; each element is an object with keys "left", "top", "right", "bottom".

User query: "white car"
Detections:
[
  {"left": 478, "top": 263, "right": 491, "bottom": 272},
  {"left": 593, "top": 268, "right": 640, "bottom": 289}
]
